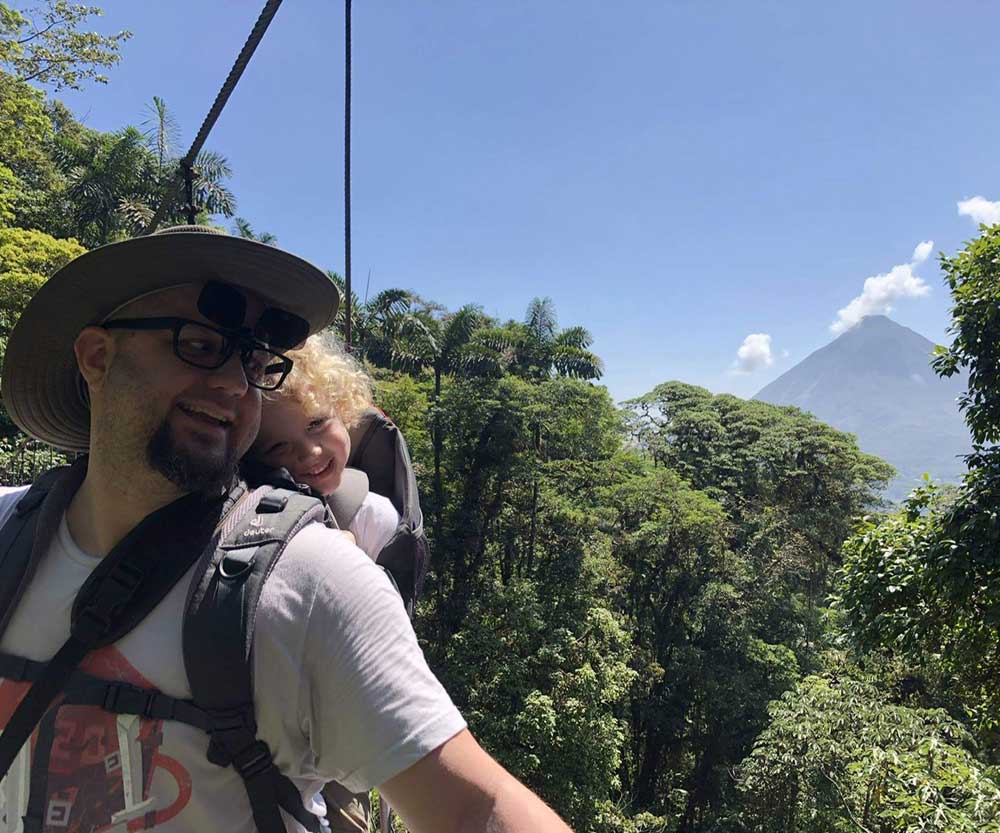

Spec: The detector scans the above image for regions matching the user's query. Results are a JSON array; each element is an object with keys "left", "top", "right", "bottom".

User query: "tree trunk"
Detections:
[
  {"left": 526, "top": 421, "right": 541, "bottom": 575},
  {"left": 433, "top": 365, "right": 443, "bottom": 551},
  {"left": 633, "top": 727, "right": 666, "bottom": 809}
]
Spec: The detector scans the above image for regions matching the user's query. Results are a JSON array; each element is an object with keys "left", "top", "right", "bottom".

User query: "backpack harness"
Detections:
[
  {"left": 0, "top": 409, "right": 429, "bottom": 833},
  {"left": 0, "top": 459, "right": 331, "bottom": 833}
]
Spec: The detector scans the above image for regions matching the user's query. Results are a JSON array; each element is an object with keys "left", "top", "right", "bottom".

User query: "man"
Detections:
[{"left": 0, "top": 226, "right": 573, "bottom": 833}]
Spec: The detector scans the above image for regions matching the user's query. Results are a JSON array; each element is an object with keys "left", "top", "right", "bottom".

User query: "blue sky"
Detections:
[{"left": 43, "top": 0, "right": 1000, "bottom": 403}]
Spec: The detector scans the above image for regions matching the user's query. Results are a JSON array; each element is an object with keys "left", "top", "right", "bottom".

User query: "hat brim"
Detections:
[{"left": 2, "top": 231, "right": 340, "bottom": 452}]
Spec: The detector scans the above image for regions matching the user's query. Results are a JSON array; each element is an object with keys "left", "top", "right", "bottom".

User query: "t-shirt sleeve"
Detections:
[
  {"left": 348, "top": 492, "right": 401, "bottom": 562},
  {"left": 0, "top": 487, "right": 31, "bottom": 531},
  {"left": 261, "top": 523, "right": 465, "bottom": 794}
]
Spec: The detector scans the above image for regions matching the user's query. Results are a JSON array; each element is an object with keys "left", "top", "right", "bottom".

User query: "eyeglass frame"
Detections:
[{"left": 101, "top": 316, "right": 294, "bottom": 391}]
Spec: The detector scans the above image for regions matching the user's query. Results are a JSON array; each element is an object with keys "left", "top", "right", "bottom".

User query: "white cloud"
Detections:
[
  {"left": 911, "top": 240, "right": 933, "bottom": 263},
  {"left": 957, "top": 196, "right": 1000, "bottom": 226},
  {"left": 732, "top": 333, "right": 774, "bottom": 373},
  {"left": 830, "top": 242, "right": 933, "bottom": 335}
]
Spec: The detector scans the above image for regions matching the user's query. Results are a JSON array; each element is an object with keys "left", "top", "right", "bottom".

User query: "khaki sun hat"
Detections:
[{"left": 2, "top": 225, "right": 340, "bottom": 452}]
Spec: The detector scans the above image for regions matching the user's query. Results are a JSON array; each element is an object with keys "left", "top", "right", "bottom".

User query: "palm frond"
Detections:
[
  {"left": 552, "top": 345, "right": 604, "bottom": 380},
  {"left": 141, "top": 95, "right": 180, "bottom": 171},
  {"left": 555, "top": 325, "right": 593, "bottom": 350},
  {"left": 525, "top": 296, "right": 558, "bottom": 343},
  {"left": 441, "top": 304, "right": 484, "bottom": 356}
]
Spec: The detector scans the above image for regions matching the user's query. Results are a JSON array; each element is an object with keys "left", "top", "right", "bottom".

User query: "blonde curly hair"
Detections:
[{"left": 263, "top": 331, "right": 373, "bottom": 428}]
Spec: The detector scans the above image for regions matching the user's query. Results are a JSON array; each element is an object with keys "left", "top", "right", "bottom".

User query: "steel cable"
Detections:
[
  {"left": 344, "top": 0, "right": 353, "bottom": 348},
  {"left": 142, "top": 0, "right": 285, "bottom": 235}
]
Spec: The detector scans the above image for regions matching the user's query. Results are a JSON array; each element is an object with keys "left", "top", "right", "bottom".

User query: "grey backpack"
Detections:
[
  {"left": 345, "top": 408, "right": 429, "bottom": 616},
  {"left": 0, "top": 460, "right": 329, "bottom": 833}
]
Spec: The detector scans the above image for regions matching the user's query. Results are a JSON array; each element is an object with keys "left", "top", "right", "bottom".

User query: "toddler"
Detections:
[{"left": 249, "top": 331, "right": 400, "bottom": 560}]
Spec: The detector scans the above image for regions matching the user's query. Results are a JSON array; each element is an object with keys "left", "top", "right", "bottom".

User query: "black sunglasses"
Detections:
[
  {"left": 198, "top": 281, "right": 309, "bottom": 349},
  {"left": 102, "top": 317, "right": 294, "bottom": 391}
]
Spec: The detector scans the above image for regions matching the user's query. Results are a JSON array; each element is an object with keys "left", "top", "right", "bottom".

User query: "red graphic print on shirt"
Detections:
[{"left": 0, "top": 647, "right": 192, "bottom": 832}]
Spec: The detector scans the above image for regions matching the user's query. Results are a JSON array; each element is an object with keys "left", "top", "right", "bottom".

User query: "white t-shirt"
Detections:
[
  {"left": 347, "top": 492, "right": 400, "bottom": 562},
  {"left": 0, "top": 485, "right": 464, "bottom": 833}
]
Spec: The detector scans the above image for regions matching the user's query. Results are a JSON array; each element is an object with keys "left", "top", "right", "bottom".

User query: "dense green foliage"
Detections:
[
  {"left": 735, "top": 672, "right": 1000, "bottom": 832},
  {"left": 0, "top": 1, "right": 129, "bottom": 89},
  {"left": 838, "top": 226, "right": 1000, "bottom": 764},
  {"left": 1, "top": 7, "right": 998, "bottom": 831}
]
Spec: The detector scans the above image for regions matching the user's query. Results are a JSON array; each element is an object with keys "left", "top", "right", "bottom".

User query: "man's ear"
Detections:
[{"left": 74, "top": 326, "right": 117, "bottom": 390}]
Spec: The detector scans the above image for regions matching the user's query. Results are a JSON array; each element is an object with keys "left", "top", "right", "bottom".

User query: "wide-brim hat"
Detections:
[{"left": 2, "top": 225, "right": 340, "bottom": 452}]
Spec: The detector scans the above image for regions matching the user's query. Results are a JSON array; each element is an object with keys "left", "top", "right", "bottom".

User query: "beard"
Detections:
[{"left": 146, "top": 416, "right": 238, "bottom": 496}]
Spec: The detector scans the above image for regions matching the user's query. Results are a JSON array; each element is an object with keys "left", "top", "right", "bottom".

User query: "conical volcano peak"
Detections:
[
  {"left": 755, "top": 318, "right": 970, "bottom": 502},
  {"left": 853, "top": 314, "right": 893, "bottom": 329},
  {"left": 823, "top": 316, "right": 941, "bottom": 376}
]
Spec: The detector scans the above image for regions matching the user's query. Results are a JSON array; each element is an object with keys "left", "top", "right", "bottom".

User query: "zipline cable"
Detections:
[
  {"left": 142, "top": 0, "right": 285, "bottom": 235},
  {"left": 344, "top": 0, "right": 353, "bottom": 348}
]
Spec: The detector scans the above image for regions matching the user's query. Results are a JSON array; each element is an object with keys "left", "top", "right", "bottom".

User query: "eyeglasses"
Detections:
[{"left": 102, "top": 317, "right": 294, "bottom": 391}]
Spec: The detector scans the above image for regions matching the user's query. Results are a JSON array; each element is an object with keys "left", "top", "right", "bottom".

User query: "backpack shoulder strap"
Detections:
[
  {"left": 183, "top": 486, "right": 327, "bottom": 833},
  {"left": 0, "top": 460, "right": 85, "bottom": 641},
  {"left": 326, "top": 467, "right": 368, "bottom": 529},
  {"left": 0, "top": 482, "right": 231, "bottom": 782}
]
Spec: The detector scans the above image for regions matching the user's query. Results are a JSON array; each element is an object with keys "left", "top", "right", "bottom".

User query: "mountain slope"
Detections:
[{"left": 754, "top": 316, "right": 971, "bottom": 501}]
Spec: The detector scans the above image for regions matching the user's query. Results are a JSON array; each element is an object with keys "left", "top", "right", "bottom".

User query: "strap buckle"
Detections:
[
  {"left": 102, "top": 682, "right": 163, "bottom": 719},
  {"left": 206, "top": 705, "right": 256, "bottom": 733},
  {"left": 232, "top": 739, "right": 273, "bottom": 779}
]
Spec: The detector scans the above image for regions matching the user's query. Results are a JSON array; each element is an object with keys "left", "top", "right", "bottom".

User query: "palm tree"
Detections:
[
  {"left": 325, "top": 272, "right": 423, "bottom": 367},
  {"left": 394, "top": 305, "right": 499, "bottom": 546},
  {"left": 233, "top": 217, "right": 277, "bottom": 244},
  {"left": 517, "top": 297, "right": 604, "bottom": 381},
  {"left": 492, "top": 298, "right": 604, "bottom": 570},
  {"left": 142, "top": 95, "right": 179, "bottom": 176},
  {"left": 56, "top": 98, "right": 240, "bottom": 243},
  {"left": 58, "top": 126, "right": 159, "bottom": 245},
  {"left": 183, "top": 150, "right": 236, "bottom": 219},
  {"left": 139, "top": 97, "right": 236, "bottom": 225}
]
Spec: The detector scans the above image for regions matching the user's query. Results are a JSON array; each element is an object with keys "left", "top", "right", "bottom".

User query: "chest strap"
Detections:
[{"left": 0, "top": 489, "right": 225, "bottom": 782}]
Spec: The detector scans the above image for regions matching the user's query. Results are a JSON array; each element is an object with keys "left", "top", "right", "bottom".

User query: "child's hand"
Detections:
[{"left": 340, "top": 530, "right": 356, "bottom": 546}]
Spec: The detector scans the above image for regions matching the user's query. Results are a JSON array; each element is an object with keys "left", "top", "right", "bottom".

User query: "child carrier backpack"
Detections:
[
  {"left": 0, "top": 459, "right": 331, "bottom": 833},
  {"left": 242, "top": 406, "right": 429, "bottom": 617},
  {"left": 345, "top": 407, "right": 429, "bottom": 617},
  {"left": 0, "top": 410, "right": 431, "bottom": 833}
]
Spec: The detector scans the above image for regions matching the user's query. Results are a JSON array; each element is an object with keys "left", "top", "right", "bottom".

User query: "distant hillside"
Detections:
[{"left": 755, "top": 315, "right": 971, "bottom": 502}]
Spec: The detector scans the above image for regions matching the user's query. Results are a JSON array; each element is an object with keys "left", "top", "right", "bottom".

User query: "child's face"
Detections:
[{"left": 252, "top": 397, "right": 352, "bottom": 495}]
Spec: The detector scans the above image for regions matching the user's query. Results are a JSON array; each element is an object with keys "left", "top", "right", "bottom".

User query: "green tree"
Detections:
[
  {"left": 389, "top": 303, "right": 499, "bottom": 551},
  {"left": 0, "top": 1, "right": 130, "bottom": 90},
  {"left": 0, "top": 226, "right": 84, "bottom": 440},
  {"left": 442, "top": 581, "right": 636, "bottom": 831},
  {"left": 620, "top": 385, "right": 893, "bottom": 829},
  {"left": 0, "top": 225, "right": 84, "bottom": 340},
  {"left": 232, "top": 216, "right": 276, "bottom": 244},
  {"left": 0, "top": 71, "right": 64, "bottom": 232},
  {"left": 56, "top": 124, "right": 158, "bottom": 243},
  {"left": 0, "top": 163, "right": 16, "bottom": 225},
  {"left": 474, "top": 297, "right": 604, "bottom": 382},
  {"left": 839, "top": 226, "right": 1000, "bottom": 759},
  {"left": 141, "top": 94, "right": 178, "bottom": 175},
  {"left": 735, "top": 673, "right": 1000, "bottom": 833}
]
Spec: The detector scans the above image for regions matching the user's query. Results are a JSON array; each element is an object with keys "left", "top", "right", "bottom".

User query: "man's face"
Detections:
[{"left": 94, "top": 284, "right": 267, "bottom": 495}]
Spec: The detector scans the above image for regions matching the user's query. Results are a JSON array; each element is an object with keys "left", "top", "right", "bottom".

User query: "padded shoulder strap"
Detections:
[
  {"left": 0, "top": 483, "right": 229, "bottom": 782},
  {"left": 183, "top": 486, "right": 327, "bottom": 833},
  {"left": 0, "top": 460, "right": 85, "bottom": 641},
  {"left": 326, "top": 467, "right": 368, "bottom": 529}
]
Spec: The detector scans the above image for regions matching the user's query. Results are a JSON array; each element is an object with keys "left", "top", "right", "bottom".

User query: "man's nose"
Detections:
[{"left": 207, "top": 351, "right": 250, "bottom": 396}]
